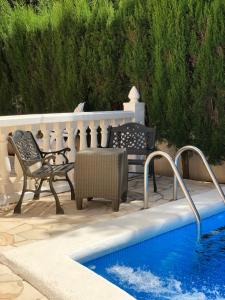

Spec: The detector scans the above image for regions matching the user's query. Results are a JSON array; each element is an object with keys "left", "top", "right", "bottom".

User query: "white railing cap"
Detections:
[{"left": 0, "top": 111, "right": 134, "bottom": 128}]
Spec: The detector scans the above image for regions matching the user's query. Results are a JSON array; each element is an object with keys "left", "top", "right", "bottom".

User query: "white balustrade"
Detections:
[
  {"left": 0, "top": 87, "right": 145, "bottom": 205},
  {"left": 0, "top": 111, "right": 134, "bottom": 205}
]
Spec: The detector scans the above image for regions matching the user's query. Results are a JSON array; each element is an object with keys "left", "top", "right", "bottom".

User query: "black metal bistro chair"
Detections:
[
  {"left": 107, "top": 122, "right": 157, "bottom": 192},
  {"left": 8, "top": 130, "right": 75, "bottom": 214}
]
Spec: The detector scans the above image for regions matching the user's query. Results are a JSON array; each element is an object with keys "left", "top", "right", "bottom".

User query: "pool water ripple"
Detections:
[{"left": 84, "top": 211, "right": 225, "bottom": 300}]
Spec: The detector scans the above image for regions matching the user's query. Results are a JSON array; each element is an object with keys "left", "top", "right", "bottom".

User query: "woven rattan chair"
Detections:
[
  {"left": 8, "top": 130, "right": 75, "bottom": 214},
  {"left": 107, "top": 122, "right": 157, "bottom": 192}
]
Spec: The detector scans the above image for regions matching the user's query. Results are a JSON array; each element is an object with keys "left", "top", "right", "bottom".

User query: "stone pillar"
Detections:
[
  {"left": 0, "top": 129, "right": 12, "bottom": 204},
  {"left": 123, "top": 86, "right": 145, "bottom": 124},
  {"left": 123, "top": 86, "right": 145, "bottom": 174}
]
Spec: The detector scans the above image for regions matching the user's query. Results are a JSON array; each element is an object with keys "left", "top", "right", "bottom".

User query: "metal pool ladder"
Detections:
[
  {"left": 144, "top": 151, "right": 201, "bottom": 239},
  {"left": 173, "top": 145, "right": 225, "bottom": 204}
]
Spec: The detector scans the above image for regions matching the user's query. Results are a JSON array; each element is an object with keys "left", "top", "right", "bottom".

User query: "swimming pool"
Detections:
[{"left": 84, "top": 211, "right": 225, "bottom": 300}]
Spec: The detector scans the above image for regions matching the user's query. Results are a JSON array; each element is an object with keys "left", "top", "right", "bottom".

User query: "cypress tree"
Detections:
[
  {"left": 0, "top": 0, "right": 224, "bottom": 166},
  {"left": 80, "top": 0, "right": 119, "bottom": 110},
  {"left": 191, "top": 0, "right": 225, "bottom": 163},
  {"left": 0, "top": 0, "right": 14, "bottom": 114},
  {"left": 119, "top": 0, "right": 152, "bottom": 112}
]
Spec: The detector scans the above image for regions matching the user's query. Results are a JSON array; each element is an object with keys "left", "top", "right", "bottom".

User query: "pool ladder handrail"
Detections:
[
  {"left": 144, "top": 151, "right": 201, "bottom": 239},
  {"left": 173, "top": 145, "right": 225, "bottom": 204}
]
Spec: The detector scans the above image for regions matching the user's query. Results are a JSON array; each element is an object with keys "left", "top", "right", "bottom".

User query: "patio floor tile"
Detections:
[
  {"left": 0, "top": 273, "right": 24, "bottom": 299},
  {"left": 0, "top": 176, "right": 214, "bottom": 299}
]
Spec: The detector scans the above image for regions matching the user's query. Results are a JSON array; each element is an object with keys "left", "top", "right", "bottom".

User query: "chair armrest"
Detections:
[
  {"left": 41, "top": 148, "right": 71, "bottom": 164},
  {"left": 41, "top": 155, "right": 56, "bottom": 165},
  {"left": 41, "top": 147, "right": 71, "bottom": 156}
]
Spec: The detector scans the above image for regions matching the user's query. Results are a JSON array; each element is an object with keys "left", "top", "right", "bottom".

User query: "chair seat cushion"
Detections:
[{"left": 31, "top": 163, "right": 74, "bottom": 178}]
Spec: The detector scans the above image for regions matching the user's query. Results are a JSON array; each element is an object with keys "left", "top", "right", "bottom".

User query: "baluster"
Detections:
[
  {"left": 110, "top": 119, "right": 118, "bottom": 128},
  {"left": 31, "top": 126, "right": 41, "bottom": 148},
  {"left": 14, "top": 155, "right": 23, "bottom": 191},
  {"left": 38, "top": 125, "right": 52, "bottom": 192},
  {"left": 64, "top": 122, "right": 76, "bottom": 183},
  {"left": 49, "top": 130, "right": 56, "bottom": 151},
  {"left": 62, "top": 129, "right": 68, "bottom": 148},
  {"left": 27, "top": 125, "right": 38, "bottom": 190},
  {"left": 120, "top": 119, "right": 127, "bottom": 125},
  {"left": 40, "top": 125, "right": 51, "bottom": 153},
  {"left": 118, "top": 119, "right": 124, "bottom": 126},
  {"left": 12, "top": 126, "right": 24, "bottom": 192},
  {"left": 78, "top": 121, "right": 88, "bottom": 150},
  {"left": 100, "top": 120, "right": 109, "bottom": 148},
  {"left": 90, "top": 121, "right": 98, "bottom": 148},
  {"left": 66, "top": 122, "right": 76, "bottom": 162},
  {"left": 55, "top": 123, "right": 65, "bottom": 164},
  {"left": 0, "top": 129, "right": 12, "bottom": 204}
]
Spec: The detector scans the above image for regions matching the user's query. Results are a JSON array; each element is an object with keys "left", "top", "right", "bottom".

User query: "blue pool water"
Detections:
[{"left": 83, "top": 211, "right": 225, "bottom": 300}]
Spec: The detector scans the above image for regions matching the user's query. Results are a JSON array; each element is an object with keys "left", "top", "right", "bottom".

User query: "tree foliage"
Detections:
[{"left": 0, "top": 0, "right": 224, "bottom": 162}]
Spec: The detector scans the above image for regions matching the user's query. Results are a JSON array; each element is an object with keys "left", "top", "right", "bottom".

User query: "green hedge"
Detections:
[{"left": 0, "top": 0, "right": 224, "bottom": 162}]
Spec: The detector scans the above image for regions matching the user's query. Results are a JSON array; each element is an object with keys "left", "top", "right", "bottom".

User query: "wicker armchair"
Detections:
[
  {"left": 107, "top": 122, "right": 157, "bottom": 192},
  {"left": 8, "top": 130, "right": 75, "bottom": 214}
]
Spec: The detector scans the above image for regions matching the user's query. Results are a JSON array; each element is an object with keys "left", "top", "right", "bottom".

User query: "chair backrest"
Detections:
[
  {"left": 8, "top": 130, "right": 42, "bottom": 173},
  {"left": 107, "top": 122, "right": 156, "bottom": 155}
]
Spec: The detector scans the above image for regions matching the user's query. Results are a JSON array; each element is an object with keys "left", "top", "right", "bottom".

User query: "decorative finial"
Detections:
[{"left": 128, "top": 86, "right": 140, "bottom": 103}]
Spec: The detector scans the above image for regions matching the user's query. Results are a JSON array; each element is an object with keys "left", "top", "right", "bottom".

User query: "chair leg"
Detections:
[
  {"left": 112, "top": 200, "right": 120, "bottom": 212},
  {"left": 14, "top": 177, "right": 27, "bottom": 214},
  {"left": 121, "top": 191, "right": 127, "bottom": 203},
  {"left": 49, "top": 177, "right": 64, "bottom": 214},
  {"left": 76, "top": 198, "right": 83, "bottom": 210},
  {"left": 33, "top": 179, "right": 44, "bottom": 200},
  {"left": 66, "top": 174, "right": 75, "bottom": 200}
]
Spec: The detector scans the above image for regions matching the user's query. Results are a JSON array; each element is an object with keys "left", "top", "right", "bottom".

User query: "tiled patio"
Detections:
[{"left": 0, "top": 176, "right": 214, "bottom": 299}]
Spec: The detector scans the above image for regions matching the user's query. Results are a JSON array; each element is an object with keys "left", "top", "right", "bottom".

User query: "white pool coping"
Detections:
[{"left": 1, "top": 187, "right": 225, "bottom": 300}]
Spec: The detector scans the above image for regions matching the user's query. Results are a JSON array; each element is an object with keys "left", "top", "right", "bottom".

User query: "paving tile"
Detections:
[
  {"left": 156, "top": 199, "right": 170, "bottom": 205},
  {"left": 0, "top": 265, "right": 13, "bottom": 275},
  {"left": 13, "top": 235, "right": 27, "bottom": 244},
  {"left": 19, "top": 229, "right": 50, "bottom": 241},
  {"left": 163, "top": 192, "right": 174, "bottom": 201},
  {"left": 14, "top": 240, "right": 33, "bottom": 247},
  {"left": 0, "top": 176, "right": 214, "bottom": 299},
  {"left": 0, "top": 222, "right": 22, "bottom": 232},
  {"left": 16, "top": 281, "right": 47, "bottom": 300},
  {"left": 8, "top": 224, "right": 33, "bottom": 235},
  {"left": 0, "top": 233, "right": 14, "bottom": 246},
  {"left": 0, "top": 273, "right": 24, "bottom": 299}
]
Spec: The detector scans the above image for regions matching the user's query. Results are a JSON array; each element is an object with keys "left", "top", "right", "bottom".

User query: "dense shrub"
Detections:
[{"left": 0, "top": 0, "right": 224, "bottom": 162}]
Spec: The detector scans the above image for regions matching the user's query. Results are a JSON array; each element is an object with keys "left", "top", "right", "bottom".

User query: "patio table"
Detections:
[{"left": 74, "top": 148, "right": 128, "bottom": 211}]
